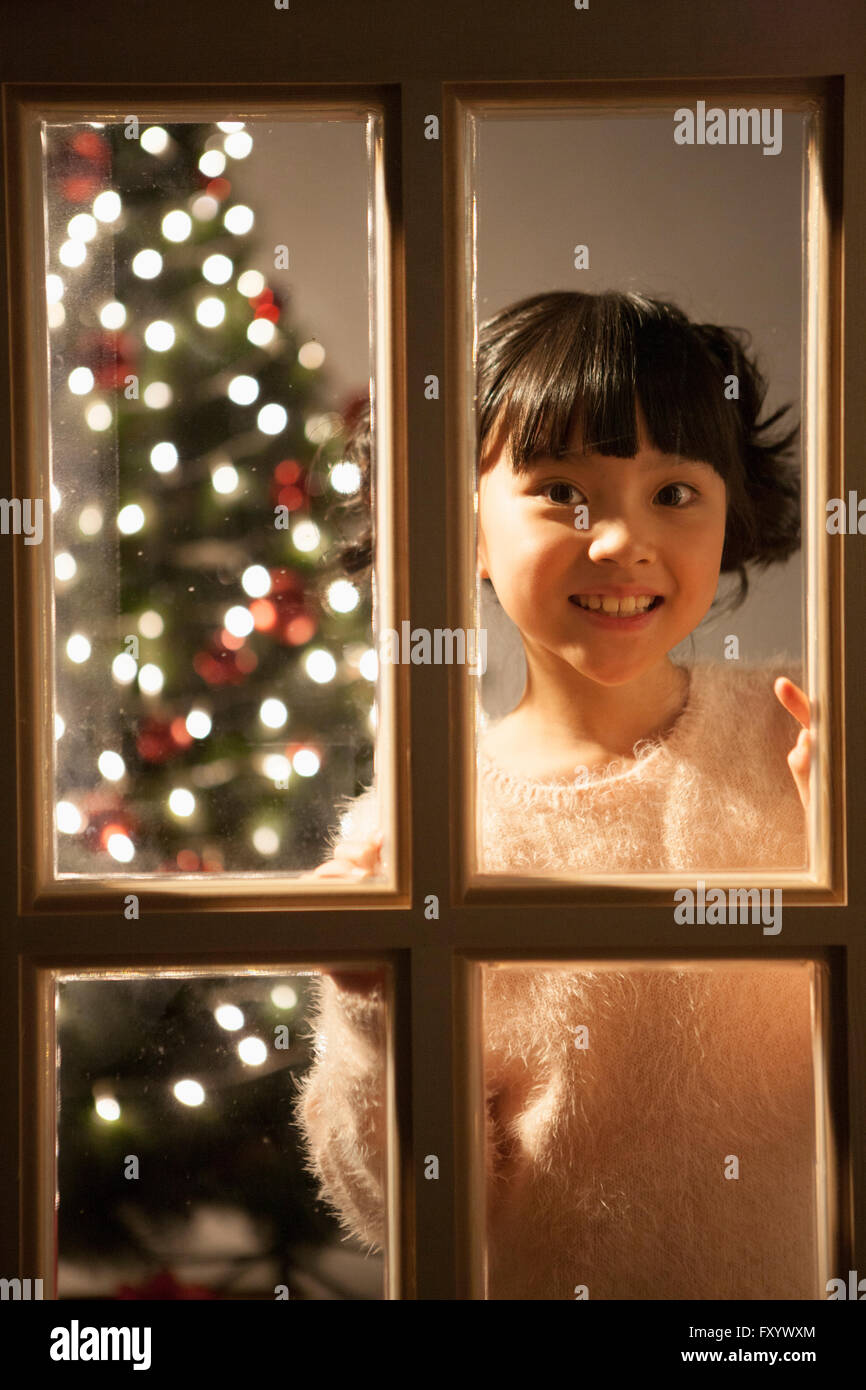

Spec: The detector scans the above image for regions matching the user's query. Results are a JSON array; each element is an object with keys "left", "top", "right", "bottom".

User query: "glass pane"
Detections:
[
  {"left": 478, "top": 960, "right": 828, "bottom": 1299},
  {"left": 469, "top": 100, "right": 821, "bottom": 879},
  {"left": 56, "top": 967, "right": 389, "bottom": 1300},
  {"left": 42, "top": 114, "right": 388, "bottom": 877}
]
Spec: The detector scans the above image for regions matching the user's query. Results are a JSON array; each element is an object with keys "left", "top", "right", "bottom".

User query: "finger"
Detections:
[{"left": 774, "top": 677, "right": 810, "bottom": 730}]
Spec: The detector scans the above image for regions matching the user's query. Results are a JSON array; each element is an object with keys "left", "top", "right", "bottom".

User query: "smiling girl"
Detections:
[
  {"left": 471, "top": 290, "right": 810, "bottom": 874},
  {"left": 295, "top": 291, "right": 821, "bottom": 1299}
]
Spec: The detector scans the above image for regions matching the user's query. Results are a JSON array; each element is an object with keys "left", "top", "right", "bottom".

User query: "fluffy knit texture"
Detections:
[{"left": 293, "top": 660, "right": 820, "bottom": 1298}]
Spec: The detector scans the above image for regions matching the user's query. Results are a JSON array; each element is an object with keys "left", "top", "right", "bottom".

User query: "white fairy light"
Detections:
[
  {"left": 92, "top": 190, "right": 121, "bottom": 222},
  {"left": 99, "top": 301, "right": 126, "bottom": 329},
  {"left": 186, "top": 709, "right": 212, "bottom": 739},
  {"left": 59, "top": 240, "right": 86, "bottom": 268},
  {"left": 196, "top": 297, "right": 225, "bottom": 328},
  {"left": 138, "top": 663, "right": 164, "bottom": 695},
  {"left": 169, "top": 788, "right": 195, "bottom": 818},
  {"left": 174, "top": 1079, "right": 205, "bottom": 1106},
  {"left": 117, "top": 504, "right": 145, "bottom": 534},
  {"left": 223, "top": 605, "right": 254, "bottom": 638},
  {"left": 237, "top": 269, "right": 265, "bottom": 297},
  {"left": 150, "top": 442, "right": 178, "bottom": 474},
  {"left": 98, "top": 750, "right": 125, "bottom": 781},
  {"left": 144, "top": 320, "right": 175, "bottom": 351},
  {"left": 138, "top": 609, "right": 164, "bottom": 638},
  {"left": 304, "top": 649, "right": 337, "bottom": 684},
  {"left": 54, "top": 552, "right": 77, "bottom": 582},
  {"left": 132, "top": 249, "right": 163, "bottom": 279},
  {"left": 66, "top": 633, "right": 91, "bottom": 664},
  {"left": 251, "top": 828, "right": 279, "bottom": 858},
  {"left": 215, "top": 1004, "right": 244, "bottom": 1031},
  {"left": 112, "top": 653, "right": 137, "bottom": 684},
  {"left": 257, "top": 403, "right": 287, "bottom": 435},
  {"left": 241, "top": 564, "right": 270, "bottom": 598},
  {"left": 140, "top": 126, "right": 169, "bottom": 155},
  {"left": 107, "top": 833, "right": 135, "bottom": 863},
  {"left": 86, "top": 402, "right": 112, "bottom": 431},
  {"left": 298, "top": 341, "right": 326, "bottom": 370},
  {"left": 212, "top": 464, "right": 239, "bottom": 495},
  {"left": 162, "top": 209, "right": 192, "bottom": 242},
  {"left": 68, "top": 367, "right": 94, "bottom": 395},
  {"left": 238, "top": 1035, "right": 267, "bottom": 1065},
  {"left": 259, "top": 698, "right": 288, "bottom": 730},
  {"left": 228, "top": 374, "right": 258, "bottom": 405},
  {"left": 202, "top": 253, "right": 233, "bottom": 285},
  {"left": 326, "top": 580, "right": 359, "bottom": 614},
  {"left": 224, "top": 204, "right": 254, "bottom": 235}
]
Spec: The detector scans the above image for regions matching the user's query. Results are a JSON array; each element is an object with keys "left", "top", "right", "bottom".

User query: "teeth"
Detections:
[{"left": 575, "top": 594, "right": 656, "bottom": 615}]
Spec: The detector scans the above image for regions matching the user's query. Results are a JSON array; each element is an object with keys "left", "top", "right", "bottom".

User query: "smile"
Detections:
[{"left": 569, "top": 594, "right": 663, "bottom": 616}]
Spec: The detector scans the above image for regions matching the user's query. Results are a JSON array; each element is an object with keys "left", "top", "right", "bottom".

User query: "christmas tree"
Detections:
[{"left": 48, "top": 119, "right": 375, "bottom": 874}]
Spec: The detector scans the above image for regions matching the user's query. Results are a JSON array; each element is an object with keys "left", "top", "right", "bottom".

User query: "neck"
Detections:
[{"left": 511, "top": 651, "right": 690, "bottom": 763}]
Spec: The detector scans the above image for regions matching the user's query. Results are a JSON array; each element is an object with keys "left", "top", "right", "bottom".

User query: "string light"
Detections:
[
  {"left": 202, "top": 253, "right": 233, "bottom": 285},
  {"left": 85, "top": 402, "right": 112, "bottom": 431},
  {"left": 215, "top": 1004, "right": 244, "bottom": 1031},
  {"left": 227, "top": 374, "right": 258, "bottom": 405},
  {"left": 132, "top": 249, "right": 162, "bottom": 279},
  {"left": 259, "top": 699, "right": 287, "bottom": 730},
  {"left": 140, "top": 127, "right": 169, "bottom": 155},
  {"left": 92, "top": 190, "right": 121, "bottom": 222},
  {"left": 173, "top": 1079, "right": 205, "bottom": 1106}
]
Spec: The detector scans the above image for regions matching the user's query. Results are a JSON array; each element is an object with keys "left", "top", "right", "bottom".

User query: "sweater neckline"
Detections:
[{"left": 478, "top": 662, "right": 704, "bottom": 794}]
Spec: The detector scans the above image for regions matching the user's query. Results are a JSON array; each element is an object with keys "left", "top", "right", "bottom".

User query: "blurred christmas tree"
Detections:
[
  {"left": 48, "top": 120, "right": 375, "bottom": 873},
  {"left": 56, "top": 974, "right": 384, "bottom": 1299}
]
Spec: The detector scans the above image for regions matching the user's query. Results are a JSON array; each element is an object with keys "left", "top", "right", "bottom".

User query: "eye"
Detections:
[
  {"left": 655, "top": 482, "right": 698, "bottom": 507},
  {"left": 539, "top": 480, "right": 583, "bottom": 506}
]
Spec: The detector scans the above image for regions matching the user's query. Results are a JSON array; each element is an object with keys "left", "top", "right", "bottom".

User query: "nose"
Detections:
[{"left": 586, "top": 514, "right": 656, "bottom": 567}]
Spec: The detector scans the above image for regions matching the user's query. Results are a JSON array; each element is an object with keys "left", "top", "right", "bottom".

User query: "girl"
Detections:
[{"left": 296, "top": 292, "right": 821, "bottom": 1298}]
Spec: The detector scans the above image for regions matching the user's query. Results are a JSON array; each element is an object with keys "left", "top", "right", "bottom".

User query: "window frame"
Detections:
[{"left": 1, "top": 39, "right": 864, "bottom": 1303}]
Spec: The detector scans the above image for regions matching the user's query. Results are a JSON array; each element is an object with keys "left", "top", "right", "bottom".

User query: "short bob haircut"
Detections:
[
  {"left": 327, "top": 289, "right": 800, "bottom": 613},
  {"left": 477, "top": 290, "right": 800, "bottom": 612}
]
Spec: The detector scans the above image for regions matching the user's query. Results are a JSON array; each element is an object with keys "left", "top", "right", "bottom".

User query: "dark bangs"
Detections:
[{"left": 477, "top": 290, "right": 738, "bottom": 478}]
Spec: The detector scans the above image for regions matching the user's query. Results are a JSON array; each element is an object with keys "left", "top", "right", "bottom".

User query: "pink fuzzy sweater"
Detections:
[{"left": 294, "top": 662, "right": 821, "bottom": 1298}]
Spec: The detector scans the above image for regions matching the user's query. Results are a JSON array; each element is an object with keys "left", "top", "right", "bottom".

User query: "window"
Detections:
[{"left": 3, "top": 42, "right": 858, "bottom": 1314}]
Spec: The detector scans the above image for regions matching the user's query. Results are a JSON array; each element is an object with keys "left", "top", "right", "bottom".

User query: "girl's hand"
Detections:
[
  {"left": 774, "top": 677, "right": 811, "bottom": 811},
  {"left": 305, "top": 831, "right": 384, "bottom": 881}
]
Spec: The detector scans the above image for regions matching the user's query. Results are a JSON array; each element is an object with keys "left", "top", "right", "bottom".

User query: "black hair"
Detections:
[
  {"left": 477, "top": 290, "right": 800, "bottom": 612},
  {"left": 326, "top": 290, "right": 800, "bottom": 613}
]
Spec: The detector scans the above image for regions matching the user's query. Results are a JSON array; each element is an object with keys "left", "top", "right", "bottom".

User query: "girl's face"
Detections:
[{"left": 477, "top": 404, "right": 728, "bottom": 687}]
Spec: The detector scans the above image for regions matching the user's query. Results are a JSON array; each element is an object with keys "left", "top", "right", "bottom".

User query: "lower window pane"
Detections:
[
  {"left": 479, "top": 959, "right": 828, "bottom": 1300},
  {"left": 55, "top": 968, "right": 388, "bottom": 1300}
]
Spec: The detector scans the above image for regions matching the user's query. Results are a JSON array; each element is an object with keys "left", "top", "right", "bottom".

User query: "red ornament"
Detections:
[
  {"left": 275, "top": 459, "right": 302, "bottom": 485},
  {"left": 135, "top": 716, "right": 179, "bottom": 763},
  {"left": 193, "top": 643, "right": 251, "bottom": 687},
  {"left": 61, "top": 174, "right": 102, "bottom": 204},
  {"left": 205, "top": 177, "right": 231, "bottom": 201},
  {"left": 70, "top": 131, "right": 110, "bottom": 166}
]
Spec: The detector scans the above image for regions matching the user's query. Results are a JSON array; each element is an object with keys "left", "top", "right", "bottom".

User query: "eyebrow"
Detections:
[{"left": 539, "top": 452, "right": 717, "bottom": 474}]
